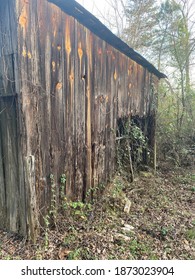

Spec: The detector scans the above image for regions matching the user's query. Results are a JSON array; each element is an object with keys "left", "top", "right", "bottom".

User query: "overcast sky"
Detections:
[
  {"left": 76, "top": 0, "right": 95, "bottom": 11},
  {"left": 76, "top": 0, "right": 109, "bottom": 15}
]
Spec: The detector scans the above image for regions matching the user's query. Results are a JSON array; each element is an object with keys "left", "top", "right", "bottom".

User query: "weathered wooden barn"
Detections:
[{"left": 0, "top": 0, "right": 165, "bottom": 239}]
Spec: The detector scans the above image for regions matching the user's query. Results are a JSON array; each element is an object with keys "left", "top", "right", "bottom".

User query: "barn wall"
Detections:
[
  {"left": 0, "top": 0, "right": 159, "bottom": 238},
  {"left": 16, "top": 0, "right": 158, "bottom": 210},
  {"left": 0, "top": 0, "right": 27, "bottom": 235}
]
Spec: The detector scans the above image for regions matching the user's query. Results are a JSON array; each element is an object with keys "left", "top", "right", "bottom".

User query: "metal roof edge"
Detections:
[{"left": 48, "top": 0, "right": 166, "bottom": 79}]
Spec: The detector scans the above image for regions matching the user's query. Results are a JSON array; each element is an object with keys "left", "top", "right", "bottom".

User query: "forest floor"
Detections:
[{"left": 0, "top": 165, "right": 195, "bottom": 260}]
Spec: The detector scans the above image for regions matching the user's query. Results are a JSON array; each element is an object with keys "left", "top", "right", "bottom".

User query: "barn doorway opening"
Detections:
[{"left": 116, "top": 116, "right": 154, "bottom": 181}]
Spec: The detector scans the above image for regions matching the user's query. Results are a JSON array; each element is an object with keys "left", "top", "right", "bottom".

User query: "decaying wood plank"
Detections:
[
  {"left": 25, "top": 155, "right": 39, "bottom": 243},
  {"left": 85, "top": 29, "right": 92, "bottom": 200}
]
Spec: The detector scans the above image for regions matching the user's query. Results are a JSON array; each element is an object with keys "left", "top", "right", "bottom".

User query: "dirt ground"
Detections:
[{"left": 0, "top": 166, "right": 195, "bottom": 260}]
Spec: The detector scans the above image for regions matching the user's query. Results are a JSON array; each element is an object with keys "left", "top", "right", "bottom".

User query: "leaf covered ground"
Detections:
[{"left": 0, "top": 166, "right": 195, "bottom": 260}]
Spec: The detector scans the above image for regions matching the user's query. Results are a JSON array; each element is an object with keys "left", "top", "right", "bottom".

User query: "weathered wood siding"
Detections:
[
  {"left": 0, "top": 0, "right": 159, "bottom": 237},
  {"left": 0, "top": 0, "right": 27, "bottom": 234}
]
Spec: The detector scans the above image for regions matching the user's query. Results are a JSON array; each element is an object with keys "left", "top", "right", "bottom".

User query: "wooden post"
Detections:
[{"left": 25, "top": 155, "right": 39, "bottom": 243}]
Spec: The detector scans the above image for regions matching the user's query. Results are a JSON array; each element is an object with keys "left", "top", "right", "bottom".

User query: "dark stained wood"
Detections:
[
  {"left": 0, "top": 97, "right": 19, "bottom": 232},
  {"left": 74, "top": 21, "right": 86, "bottom": 200}
]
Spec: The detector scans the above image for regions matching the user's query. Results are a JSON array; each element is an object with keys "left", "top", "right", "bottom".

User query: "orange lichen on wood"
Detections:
[
  {"left": 56, "top": 82, "right": 62, "bottom": 90},
  {"left": 22, "top": 48, "right": 31, "bottom": 59},
  {"left": 22, "top": 47, "right": 27, "bottom": 57},
  {"left": 78, "top": 42, "right": 83, "bottom": 73},
  {"left": 27, "top": 51, "right": 32, "bottom": 59},
  {"left": 19, "top": 3, "right": 28, "bottom": 29},
  {"left": 57, "top": 45, "right": 61, "bottom": 51},
  {"left": 78, "top": 43, "right": 83, "bottom": 61},
  {"left": 19, "top": 15, "right": 27, "bottom": 28},
  {"left": 69, "top": 74, "right": 74, "bottom": 82},
  {"left": 52, "top": 61, "right": 56, "bottom": 72},
  {"left": 114, "top": 70, "right": 117, "bottom": 80},
  {"left": 65, "top": 20, "right": 71, "bottom": 56}
]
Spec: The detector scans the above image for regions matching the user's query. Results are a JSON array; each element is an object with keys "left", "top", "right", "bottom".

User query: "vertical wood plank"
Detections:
[
  {"left": 25, "top": 155, "right": 39, "bottom": 243},
  {"left": 84, "top": 29, "right": 92, "bottom": 199}
]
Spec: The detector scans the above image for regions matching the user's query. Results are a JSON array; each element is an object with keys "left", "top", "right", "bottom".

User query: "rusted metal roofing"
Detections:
[{"left": 48, "top": 0, "right": 166, "bottom": 79}]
